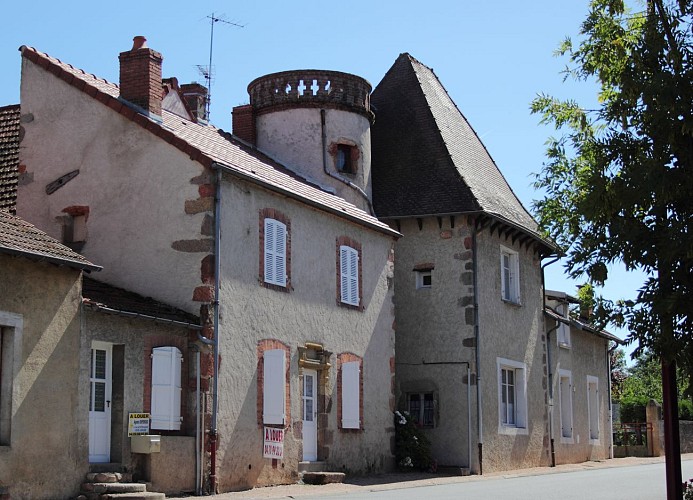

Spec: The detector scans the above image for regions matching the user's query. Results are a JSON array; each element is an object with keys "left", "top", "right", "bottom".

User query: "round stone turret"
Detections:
[
  {"left": 247, "top": 70, "right": 375, "bottom": 212},
  {"left": 248, "top": 70, "right": 374, "bottom": 122}
]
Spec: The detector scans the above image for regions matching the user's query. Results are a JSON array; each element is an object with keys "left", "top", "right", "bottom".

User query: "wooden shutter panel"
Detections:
[
  {"left": 263, "top": 349, "right": 285, "bottom": 425},
  {"left": 340, "top": 245, "right": 359, "bottom": 306},
  {"left": 150, "top": 346, "right": 182, "bottom": 430},
  {"left": 264, "top": 219, "right": 287, "bottom": 287},
  {"left": 342, "top": 361, "right": 360, "bottom": 429}
]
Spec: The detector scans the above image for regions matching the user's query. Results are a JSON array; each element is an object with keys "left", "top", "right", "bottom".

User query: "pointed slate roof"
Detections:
[
  {"left": 0, "top": 104, "right": 20, "bottom": 213},
  {"left": 19, "top": 46, "right": 399, "bottom": 239},
  {"left": 371, "top": 53, "right": 553, "bottom": 251},
  {"left": 0, "top": 210, "right": 100, "bottom": 271}
]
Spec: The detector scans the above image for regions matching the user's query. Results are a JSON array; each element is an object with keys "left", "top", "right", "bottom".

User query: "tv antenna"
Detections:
[{"left": 199, "top": 12, "right": 245, "bottom": 119}]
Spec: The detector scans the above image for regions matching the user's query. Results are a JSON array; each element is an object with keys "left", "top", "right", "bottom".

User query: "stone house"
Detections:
[
  {"left": 544, "top": 290, "right": 620, "bottom": 465},
  {"left": 370, "top": 53, "right": 564, "bottom": 473},
  {"left": 13, "top": 37, "right": 399, "bottom": 495}
]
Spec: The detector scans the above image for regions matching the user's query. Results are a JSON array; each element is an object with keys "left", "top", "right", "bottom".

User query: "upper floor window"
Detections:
[
  {"left": 259, "top": 209, "right": 291, "bottom": 291},
  {"left": 500, "top": 246, "right": 520, "bottom": 304},
  {"left": 557, "top": 303, "right": 571, "bottom": 348},
  {"left": 337, "top": 236, "right": 362, "bottom": 309},
  {"left": 335, "top": 144, "right": 356, "bottom": 174}
]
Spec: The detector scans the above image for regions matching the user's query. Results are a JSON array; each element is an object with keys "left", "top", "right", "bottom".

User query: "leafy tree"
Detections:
[
  {"left": 531, "top": 0, "right": 692, "bottom": 497},
  {"left": 610, "top": 346, "right": 629, "bottom": 400}
]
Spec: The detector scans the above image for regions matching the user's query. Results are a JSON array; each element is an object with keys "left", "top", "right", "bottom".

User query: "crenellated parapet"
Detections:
[{"left": 248, "top": 70, "right": 373, "bottom": 121}]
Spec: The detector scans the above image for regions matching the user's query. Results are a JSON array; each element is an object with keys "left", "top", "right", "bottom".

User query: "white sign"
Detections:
[
  {"left": 263, "top": 426, "right": 284, "bottom": 459},
  {"left": 128, "top": 413, "right": 151, "bottom": 436}
]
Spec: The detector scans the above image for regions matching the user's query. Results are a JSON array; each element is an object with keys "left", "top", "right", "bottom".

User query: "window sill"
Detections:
[
  {"left": 589, "top": 438, "right": 600, "bottom": 445},
  {"left": 498, "top": 424, "right": 528, "bottom": 436},
  {"left": 260, "top": 281, "right": 291, "bottom": 293},
  {"left": 501, "top": 298, "right": 522, "bottom": 307},
  {"left": 558, "top": 342, "right": 571, "bottom": 349},
  {"left": 338, "top": 300, "right": 363, "bottom": 312},
  {"left": 560, "top": 436, "right": 575, "bottom": 444}
]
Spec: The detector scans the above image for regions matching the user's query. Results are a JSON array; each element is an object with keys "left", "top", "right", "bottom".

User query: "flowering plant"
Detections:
[
  {"left": 684, "top": 478, "right": 693, "bottom": 500},
  {"left": 394, "top": 410, "right": 433, "bottom": 471}
]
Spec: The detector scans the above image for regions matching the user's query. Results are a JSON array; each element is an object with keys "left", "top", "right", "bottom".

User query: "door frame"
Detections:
[
  {"left": 89, "top": 341, "right": 113, "bottom": 463},
  {"left": 302, "top": 369, "right": 318, "bottom": 461}
]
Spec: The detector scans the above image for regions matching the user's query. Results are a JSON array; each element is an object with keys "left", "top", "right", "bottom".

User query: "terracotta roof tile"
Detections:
[
  {"left": 0, "top": 104, "right": 20, "bottom": 213},
  {"left": 0, "top": 210, "right": 99, "bottom": 271},
  {"left": 19, "top": 46, "right": 398, "bottom": 238}
]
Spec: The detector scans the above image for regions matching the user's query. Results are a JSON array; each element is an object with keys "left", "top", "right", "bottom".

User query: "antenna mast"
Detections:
[{"left": 202, "top": 12, "right": 245, "bottom": 119}]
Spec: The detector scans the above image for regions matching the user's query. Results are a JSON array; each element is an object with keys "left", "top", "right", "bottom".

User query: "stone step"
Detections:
[
  {"left": 100, "top": 493, "right": 165, "bottom": 500},
  {"left": 89, "top": 463, "right": 127, "bottom": 474},
  {"left": 298, "top": 460, "right": 326, "bottom": 473},
  {"left": 85, "top": 472, "right": 123, "bottom": 484},
  {"left": 301, "top": 472, "right": 346, "bottom": 485},
  {"left": 81, "top": 483, "right": 147, "bottom": 494}
]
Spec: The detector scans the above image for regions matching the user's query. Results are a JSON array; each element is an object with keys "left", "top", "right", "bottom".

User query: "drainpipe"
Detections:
[
  {"left": 320, "top": 109, "right": 374, "bottom": 215},
  {"left": 607, "top": 342, "right": 616, "bottom": 459},
  {"left": 195, "top": 166, "right": 222, "bottom": 493},
  {"left": 472, "top": 222, "right": 482, "bottom": 474},
  {"left": 541, "top": 256, "right": 560, "bottom": 467},
  {"left": 190, "top": 345, "right": 202, "bottom": 495}
]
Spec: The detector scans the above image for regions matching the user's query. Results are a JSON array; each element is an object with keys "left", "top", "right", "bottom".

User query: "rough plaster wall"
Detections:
[
  {"left": 476, "top": 229, "right": 549, "bottom": 472},
  {"left": 83, "top": 311, "right": 191, "bottom": 480},
  {"left": 549, "top": 322, "right": 611, "bottom": 464},
  {"left": 213, "top": 177, "right": 395, "bottom": 491},
  {"left": 0, "top": 255, "right": 85, "bottom": 499},
  {"left": 391, "top": 216, "right": 476, "bottom": 467},
  {"left": 17, "top": 58, "right": 205, "bottom": 314},
  {"left": 255, "top": 108, "right": 372, "bottom": 211}
]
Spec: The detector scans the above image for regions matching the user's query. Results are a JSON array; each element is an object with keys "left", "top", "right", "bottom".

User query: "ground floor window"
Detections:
[
  {"left": 408, "top": 392, "right": 435, "bottom": 427},
  {"left": 497, "top": 357, "right": 528, "bottom": 434}
]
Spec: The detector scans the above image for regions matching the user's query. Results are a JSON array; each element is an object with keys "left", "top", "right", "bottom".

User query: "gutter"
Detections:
[
  {"left": 82, "top": 302, "right": 201, "bottom": 330},
  {"left": 0, "top": 247, "right": 102, "bottom": 273}
]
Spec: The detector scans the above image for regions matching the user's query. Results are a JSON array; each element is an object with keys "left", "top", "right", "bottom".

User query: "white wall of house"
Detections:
[
  {"left": 255, "top": 107, "right": 372, "bottom": 211},
  {"left": 214, "top": 174, "right": 395, "bottom": 490},
  {"left": 17, "top": 58, "right": 205, "bottom": 315}
]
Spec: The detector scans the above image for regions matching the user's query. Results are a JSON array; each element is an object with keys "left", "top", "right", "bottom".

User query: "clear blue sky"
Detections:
[{"left": 0, "top": 1, "right": 644, "bottom": 355}]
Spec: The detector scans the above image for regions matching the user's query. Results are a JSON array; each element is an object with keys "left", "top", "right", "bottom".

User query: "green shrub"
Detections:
[
  {"left": 394, "top": 411, "right": 433, "bottom": 471},
  {"left": 619, "top": 396, "right": 648, "bottom": 422},
  {"left": 680, "top": 399, "right": 693, "bottom": 421}
]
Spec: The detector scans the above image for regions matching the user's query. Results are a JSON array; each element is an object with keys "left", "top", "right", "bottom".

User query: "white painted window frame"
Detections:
[
  {"left": 500, "top": 246, "right": 520, "bottom": 304},
  {"left": 558, "top": 369, "right": 574, "bottom": 443},
  {"left": 264, "top": 218, "right": 287, "bottom": 287},
  {"left": 557, "top": 303, "right": 571, "bottom": 348},
  {"left": 497, "top": 357, "right": 528, "bottom": 435},
  {"left": 587, "top": 375, "right": 600, "bottom": 443},
  {"left": 415, "top": 270, "right": 432, "bottom": 289},
  {"left": 0, "top": 311, "right": 23, "bottom": 447}
]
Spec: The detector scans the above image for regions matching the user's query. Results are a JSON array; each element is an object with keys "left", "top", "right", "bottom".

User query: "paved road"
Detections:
[
  {"left": 211, "top": 455, "right": 693, "bottom": 500},
  {"left": 337, "top": 460, "right": 693, "bottom": 499}
]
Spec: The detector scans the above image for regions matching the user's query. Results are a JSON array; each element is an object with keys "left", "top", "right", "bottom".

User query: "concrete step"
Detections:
[
  {"left": 301, "top": 472, "right": 346, "bottom": 485},
  {"left": 81, "top": 483, "right": 147, "bottom": 494},
  {"left": 100, "top": 493, "right": 165, "bottom": 500},
  {"left": 298, "top": 461, "right": 326, "bottom": 473}
]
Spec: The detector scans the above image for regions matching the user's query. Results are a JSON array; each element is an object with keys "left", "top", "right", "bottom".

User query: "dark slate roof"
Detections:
[
  {"left": 83, "top": 276, "right": 199, "bottom": 326},
  {"left": 0, "top": 210, "right": 100, "bottom": 271},
  {"left": 0, "top": 104, "right": 20, "bottom": 214},
  {"left": 371, "top": 53, "right": 553, "bottom": 249},
  {"left": 19, "top": 46, "right": 399, "bottom": 239}
]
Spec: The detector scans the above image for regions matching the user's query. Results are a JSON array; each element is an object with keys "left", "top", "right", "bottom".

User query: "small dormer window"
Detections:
[
  {"left": 336, "top": 144, "right": 355, "bottom": 174},
  {"left": 413, "top": 263, "right": 434, "bottom": 289}
]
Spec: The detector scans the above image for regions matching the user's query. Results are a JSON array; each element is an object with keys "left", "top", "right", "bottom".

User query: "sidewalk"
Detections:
[{"left": 204, "top": 453, "right": 693, "bottom": 499}]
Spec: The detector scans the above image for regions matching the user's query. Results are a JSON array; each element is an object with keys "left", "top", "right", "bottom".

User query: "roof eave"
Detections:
[{"left": 0, "top": 245, "right": 102, "bottom": 272}]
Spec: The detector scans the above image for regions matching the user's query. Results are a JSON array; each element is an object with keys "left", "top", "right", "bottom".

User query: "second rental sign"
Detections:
[{"left": 263, "top": 427, "right": 284, "bottom": 459}]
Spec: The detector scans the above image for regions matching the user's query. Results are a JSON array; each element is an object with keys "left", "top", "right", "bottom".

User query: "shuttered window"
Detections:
[
  {"left": 587, "top": 376, "right": 600, "bottom": 441},
  {"left": 340, "top": 245, "right": 359, "bottom": 306},
  {"left": 559, "top": 370, "right": 573, "bottom": 441},
  {"left": 150, "top": 346, "right": 182, "bottom": 431},
  {"left": 264, "top": 218, "right": 287, "bottom": 287},
  {"left": 341, "top": 361, "right": 360, "bottom": 429},
  {"left": 263, "top": 349, "right": 286, "bottom": 425}
]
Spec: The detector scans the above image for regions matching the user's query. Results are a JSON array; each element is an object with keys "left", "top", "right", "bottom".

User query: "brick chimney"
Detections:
[
  {"left": 232, "top": 104, "right": 256, "bottom": 145},
  {"left": 181, "top": 83, "right": 209, "bottom": 123},
  {"left": 119, "top": 36, "right": 163, "bottom": 117}
]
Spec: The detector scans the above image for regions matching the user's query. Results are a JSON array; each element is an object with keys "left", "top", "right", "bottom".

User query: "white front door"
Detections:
[
  {"left": 89, "top": 341, "right": 112, "bottom": 463},
  {"left": 302, "top": 370, "right": 318, "bottom": 461}
]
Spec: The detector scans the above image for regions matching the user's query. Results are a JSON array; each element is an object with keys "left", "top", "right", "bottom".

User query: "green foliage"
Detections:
[
  {"left": 394, "top": 411, "right": 433, "bottom": 471},
  {"left": 531, "top": 0, "right": 693, "bottom": 390},
  {"left": 680, "top": 399, "right": 693, "bottom": 421},
  {"left": 610, "top": 346, "right": 628, "bottom": 399},
  {"left": 619, "top": 397, "right": 648, "bottom": 422}
]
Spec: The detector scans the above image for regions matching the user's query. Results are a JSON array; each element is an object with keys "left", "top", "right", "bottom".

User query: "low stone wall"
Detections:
[
  {"left": 144, "top": 436, "right": 196, "bottom": 495},
  {"left": 657, "top": 420, "right": 693, "bottom": 454}
]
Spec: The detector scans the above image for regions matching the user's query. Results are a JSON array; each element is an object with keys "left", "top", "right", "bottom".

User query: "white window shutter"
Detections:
[
  {"left": 340, "top": 245, "right": 359, "bottom": 306},
  {"left": 264, "top": 219, "right": 287, "bottom": 287},
  {"left": 342, "top": 361, "right": 360, "bottom": 429},
  {"left": 263, "top": 349, "right": 285, "bottom": 425},
  {"left": 150, "top": 346, "right": 182, "bottom": 430}
]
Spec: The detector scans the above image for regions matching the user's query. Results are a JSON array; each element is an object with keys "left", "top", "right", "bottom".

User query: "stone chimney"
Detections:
[
  {"left": 181, "top": 83, "right": 209, "bottom": 124},
  {"left": 119, "top": 36, "right": 163, "bottom": 117}
]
